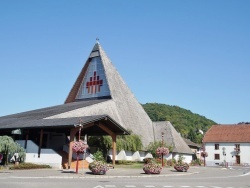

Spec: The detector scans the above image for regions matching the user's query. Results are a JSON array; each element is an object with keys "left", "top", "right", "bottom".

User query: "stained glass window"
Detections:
[{"left": 76, "top": 56, "right": 110, "bottom": 99}]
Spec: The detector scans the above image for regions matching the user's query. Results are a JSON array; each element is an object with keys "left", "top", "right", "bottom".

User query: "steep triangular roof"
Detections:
[
  {"left": 153, "top": 121, "right": 193, "bottom": 154},
  {"left": 47, "top": 42, "right": 154, "bottom": 147}
]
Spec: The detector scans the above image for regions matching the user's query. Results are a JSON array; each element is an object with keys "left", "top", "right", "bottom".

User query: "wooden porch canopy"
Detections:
[{"left": 0, "top": 113, "right": 130, "bottom": 168}]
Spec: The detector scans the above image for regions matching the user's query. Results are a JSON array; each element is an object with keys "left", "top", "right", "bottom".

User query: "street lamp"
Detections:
[
  {"left": 161, "top": 132, "right": 164, "bottom": 167},
  {"left": 74, "top": 119, "right": 83, "bottom": 174}
]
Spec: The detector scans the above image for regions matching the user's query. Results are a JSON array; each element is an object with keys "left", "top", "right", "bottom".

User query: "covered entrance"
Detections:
[{"left": 0, "top": 114, "right": 129, "bottom": 169}]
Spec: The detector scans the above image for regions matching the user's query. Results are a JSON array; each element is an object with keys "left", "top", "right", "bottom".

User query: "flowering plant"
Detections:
[
  {"left": 72, "top": 140, "right": 88, "bottom": 154},
  {"left": 156, "top": 147, "right": 169, "bottom": 156},
  {"left": 143, "top": 162, "right": 162, "bottom": 174},
  {"left": 201, "top": 151, "right": 208, "bottom": 158},
  {"left": 89, "top": 161, "right": 109, "bottom": 175},
  {"left": 174, "top": 163, "right": 189, "bottom": 172},
  {"left": 174, "top": 155, "right": 189, "bottom": 172}
]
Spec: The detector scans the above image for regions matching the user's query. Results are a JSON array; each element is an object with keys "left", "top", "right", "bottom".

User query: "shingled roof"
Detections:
[
  {"left": 153, "top": 121, "right": 193, "bottom": 154},
  {"left": 203, "top": 124, "right": 250, "bottom": 143},
  {"left": 0, "top": 42, "right": 154, "bottom": 147}
]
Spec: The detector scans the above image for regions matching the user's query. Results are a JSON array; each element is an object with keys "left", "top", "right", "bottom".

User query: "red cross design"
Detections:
[{"left": 86, "top": 71, "right": 103, "bottom": 94}]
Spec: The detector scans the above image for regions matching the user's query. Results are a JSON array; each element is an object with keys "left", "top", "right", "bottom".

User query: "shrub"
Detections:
[
  {"left": 9, "top": 163, "right": 51, "bottom": 170},
  {"left": 190, "top": 159, "right": 202, "bottom": 166},
  {"left": 93, "top": 150, "right": 105, "bottom": 162}
]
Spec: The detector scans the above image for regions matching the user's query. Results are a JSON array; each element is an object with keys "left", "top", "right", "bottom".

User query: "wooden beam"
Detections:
[
  {"left": 38, "top": 129, "right": 43, "bottom": 158},
  {"left": 81, "top": 122, "right": 95, "bottom": 130},
  {"left": 98, "top": 124, "right": 115, "bottom": 137}
]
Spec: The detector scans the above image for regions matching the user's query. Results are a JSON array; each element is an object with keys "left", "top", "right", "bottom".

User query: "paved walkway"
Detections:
[{"left": 0, "top": 166, "right": 200, "bottom": 179}]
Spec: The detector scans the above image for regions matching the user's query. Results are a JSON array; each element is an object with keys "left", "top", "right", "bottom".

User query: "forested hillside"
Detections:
[{"left": 142, "top": 103, "right": 217, "bottom": 143}]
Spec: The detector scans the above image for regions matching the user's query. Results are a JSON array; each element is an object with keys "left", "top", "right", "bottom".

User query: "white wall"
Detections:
[
  {"left": 16, "top": 140, "right": 62, "bottom": 169},
  {"left": 204, "top": 142, "right": 250, "bottom": 166},
  {"left": 106, "top": 150, "right": 193, "bottom": 164},
  {"left": 171, "top": 153, "right": 193, "bottom": 164}
]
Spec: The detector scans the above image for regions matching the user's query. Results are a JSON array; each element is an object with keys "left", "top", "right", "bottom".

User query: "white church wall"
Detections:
[
  {"left": 132, "top": 151, "right": 141, "bottom": 161},
  {"left": 16, "top": 140, "right": 62, "bottom": 169},
  {"left": 117, "top": 150, "right": 127, "bottom": 160},
  {"left": 172, "top": 153, "right": 193, "bottom": 164}
]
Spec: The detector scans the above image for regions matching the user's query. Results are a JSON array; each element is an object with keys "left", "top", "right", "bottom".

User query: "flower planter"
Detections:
[
  {"left": 143, "top": 163, "right": 162, "bottom": 174},
  {"left": 174, "top": 163, "right": 189, "bottom": 172},
  {"left": 89, "top": 161, "right": 108, "bottom": 175},
  {"left": 91, "top": 169, "right": 107, "bottom": 175}
]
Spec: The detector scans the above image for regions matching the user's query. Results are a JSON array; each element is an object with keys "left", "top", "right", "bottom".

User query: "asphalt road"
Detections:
[{"left": 0, "top": 166, "right": 249, "bottom": 188}]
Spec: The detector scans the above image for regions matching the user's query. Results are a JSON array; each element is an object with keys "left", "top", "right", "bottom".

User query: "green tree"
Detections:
[
  {"left": 0, "top": 136, "right": 26, "bottom": 165},
  {"left": 143, "top": 103, "right": 217, "bottom": 143},
  {"left": 88, "top": 130, "right": 143, "bottom": 159},
  {"left": 187, "top": 129, "right": 197, "bottom": 142}
]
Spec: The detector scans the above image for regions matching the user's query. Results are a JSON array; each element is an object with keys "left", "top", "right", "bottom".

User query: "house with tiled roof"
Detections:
[
  {"left": 203, "top": 124, "right": 250, "bottom": 166},
  {"left": 183, "top": 138, "right": 202, "bottom": 160}
]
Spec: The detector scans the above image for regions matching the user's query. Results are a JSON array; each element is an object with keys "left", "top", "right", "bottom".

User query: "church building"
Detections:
[{"left": 0, "top": 41, "right": 193, "bottom": 168}]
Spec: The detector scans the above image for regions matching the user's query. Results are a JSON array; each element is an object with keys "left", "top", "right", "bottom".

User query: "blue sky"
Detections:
[{"left": 0, "top": 0, "right": 249, "bottom": 124}]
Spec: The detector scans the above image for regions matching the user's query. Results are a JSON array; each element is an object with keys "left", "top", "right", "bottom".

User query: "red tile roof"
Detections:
[{"left": 203, "top": 124, "right": 250, "bottom": 143}]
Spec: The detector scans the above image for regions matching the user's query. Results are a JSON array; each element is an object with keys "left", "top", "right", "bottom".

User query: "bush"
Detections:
[
  {"left": 190, "top": 159, "right": 202, "bottom": 166},
  {"left": 115, "top": 160, "right": 135, "bottom": 165},
  {"left": 93, "top": 150, "right": 105, "bottom": 162},
  {"left": 166, "top": 159, "right": 176, "bottom": 166},
  {"left": 9, "top": 163, "right": 51, "bottom": 170}
]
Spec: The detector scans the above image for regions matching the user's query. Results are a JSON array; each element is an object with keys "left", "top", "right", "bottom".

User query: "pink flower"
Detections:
[
  {"left": 156, "top": 147, "right": 169, "bottom": 156},
  {"left": 72, "top": 140, "right": 88, "bottom": 153}
]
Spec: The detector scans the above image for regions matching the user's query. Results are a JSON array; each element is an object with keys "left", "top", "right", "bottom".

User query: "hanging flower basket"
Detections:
[
  {"left": 156, "top": 147, "right": 169, "bottom": 156},
  {"left": 143, "top": 162, "right": 163, "bottom": 174},
  {"left": 174, "top": 163, "right": 189, "bottom": 172},
  {"left": 72, "top": 140, "right": 88, "bottom": 154},
  {"left": 89, "top": 161, "right": 109, "bottom": 175},
  {"left": 201, "top": 151, "right": 208, "bottom": 158}
]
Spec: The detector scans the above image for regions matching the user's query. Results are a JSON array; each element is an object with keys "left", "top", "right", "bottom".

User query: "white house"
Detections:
[{"left": 203, "top": 124, "right": 250, "bottom": 166}]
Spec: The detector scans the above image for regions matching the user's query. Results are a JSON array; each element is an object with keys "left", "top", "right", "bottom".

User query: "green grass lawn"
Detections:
[{"left": 114, "top": 161, "right": 144, "bottom": 169}]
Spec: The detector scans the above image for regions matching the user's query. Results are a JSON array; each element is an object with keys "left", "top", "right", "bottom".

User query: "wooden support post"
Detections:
[
  {"left": 112, "top": 135, "right": 116, "bottom": 167},
  {"left": 98, "top": 124, "right": 117, "bottom": 167},
  {"left": 38, "top": 129, "right": 43, "bottom": 158},
  {"left": 24, "top": 132, "right": 29, "bottom": 149},
  {"left": 68, "top": 127, "right": 79, "bottom": 169}
]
